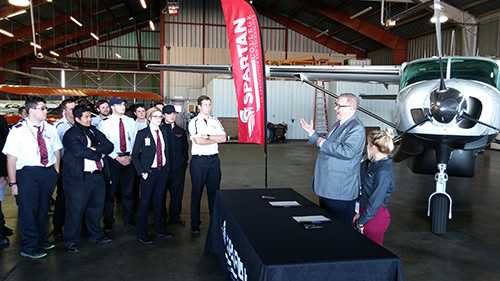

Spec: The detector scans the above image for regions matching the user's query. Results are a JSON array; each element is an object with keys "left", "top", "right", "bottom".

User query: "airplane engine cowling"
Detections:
[{"left": 407, "top": 147, "right": 476, "bottom": 177}]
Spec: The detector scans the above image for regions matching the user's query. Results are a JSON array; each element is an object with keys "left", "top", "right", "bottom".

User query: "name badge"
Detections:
[{"left": 145, "top": 138, "right": 151, "bottom": 146}]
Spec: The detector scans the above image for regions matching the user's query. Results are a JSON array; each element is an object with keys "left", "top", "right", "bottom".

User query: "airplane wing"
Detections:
[
  {"left": 0, "top": 85, "right": 163, "bottom": 101},
  {"left": 146, "top": 63, "right": 401, "bottom": 84}
]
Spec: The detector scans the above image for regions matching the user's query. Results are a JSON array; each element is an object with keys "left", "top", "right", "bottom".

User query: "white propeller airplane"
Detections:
[{"left": 147, "top": 0, "right": 500, "bottom": 234}]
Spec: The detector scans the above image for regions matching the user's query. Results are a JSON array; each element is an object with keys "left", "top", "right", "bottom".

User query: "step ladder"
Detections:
[{"left": 313, "top": 81, "right": 329, "bottom": 135}]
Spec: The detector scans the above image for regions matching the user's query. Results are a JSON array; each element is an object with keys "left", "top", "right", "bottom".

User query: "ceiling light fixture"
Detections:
[
  {"left": 115, "top": 53, "right": 122, "bottom": 59},
  {"left": 430, "top": 15, "right": 448, "bottom": 23},
  {"left": 149, "top": 20, "right": 155, "bottom": 31},
  {"left": 140, "top": 0, "right": 147, "bottom": 9},
  {"left": 30, "top": 42, "right": 42, "bottom": 49},
  {"left": 0, "top": 28, "right": 14, "bottom": 37},
  {"left": 46, "top": 0, "right": 53, "bottom": 2},
  {"left": 8, "top": 0, "right": 30, "bottom": 7},
  {"left": 49, "top": 50, "right": 60, "bottom": 57},
  {"left": 70, "top": 16, "right": 83, "bottom": 27},
  {"left": 6, "top": 9, "right": 27, "bottom": 18},
  {"left": 90, "top": 32, "right": 99, "bottom": 40}
]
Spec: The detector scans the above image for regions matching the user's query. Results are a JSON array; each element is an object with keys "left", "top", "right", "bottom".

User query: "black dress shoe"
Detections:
[
  {"left": 20, "top": 250, "right": 47, "bottom": 259},
  {"left": 90, "top": 236, "right": 112, "bottom": 245},
  {"left": 0, "top": 237, "right": 9, "bottom": 249},
  {"left": 191, "top": 228, "right": 201, "bottom": 235},
  {"left": 156, "top": 232, "right": 174, "bottom": 240},
  {"left": 2, "top": 226, "right": 13, "bottom": 236},
  {"left": 64, "top": 244, "right": 79, "bottom": 253},
  {"left": 137, "top": 236, "right": 153, "bottom": 245},
  {"left": 40, "top": 241, "right": 56, "bottom": 251}
]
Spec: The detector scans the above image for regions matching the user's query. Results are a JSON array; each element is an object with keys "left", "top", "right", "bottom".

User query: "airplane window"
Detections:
[
  {"left": 450, "top": 59, "right": 499, "bottom": 89},
  {"left": 400, "top": 60, "right": 444, "bottom": 88}
]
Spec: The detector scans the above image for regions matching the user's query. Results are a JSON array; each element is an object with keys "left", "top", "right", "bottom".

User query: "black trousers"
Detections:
[
  {"left": 0, "top": 201, "right": 5, "bottom": 239},
  {"left": 17, "top": 166, "right": 57, "bottom": 253},
  {"left": 137, "top": 167, "right": 167, "bottom": 238},
  {"left": 104, "top": 158, "right": 135, "bottom": 228},
  {"left": 319, "top": 196, "right": 356, "bottom": 226},
  {"left": 52, "top": 173, "right": 64, "bottom": 233},
  {"left": 64, "top": 172, "right": 106, "bottom": 246},
  {"left": 190, "top": 155, "right": 221, "bottom": 230},
  {"left": 165, "top": 167, "right": 186, "bottom": 223}
]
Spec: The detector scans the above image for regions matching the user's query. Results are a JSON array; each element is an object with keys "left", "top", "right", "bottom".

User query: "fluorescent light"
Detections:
[
  {"left": 90, "top": 32, "right": 99, "bottom": 40},
  {"left": 49, "top": 50, "right": 60, "bottom": 57},
  {"left": 6, "top": 9, "right": 26, "bottom": 18},
  {"left": 140, "top": 0, "right": 147, "bottom": 9},
  {"left": 115, "top": 53, "right": 122, "bottom": 59},
  {"left": 46, "top": 0, "right": 53, "bottom": 2},
  {"left": 70, "top": 16, "right": 83, "bottom": 27},
  {"left": 0, "top": 28, "right": 14, "bottom": 37},
  {"left": 30, "top": 42, "right": 42, "bottom": 49},
  {"left": 45, "top": 26, "right": 53, "bottom": 31},
  {"left": 149, "top": 20, "right": 155, "bottom": 31},
  {"left": 430, "top": 15, "right": 448, "bottom": 23},
  {"left": 350, "top": 7, "right": 373, "bottom": 19},
  {"left": 8, "top": 0, "right": 30, "bottom": 7}
]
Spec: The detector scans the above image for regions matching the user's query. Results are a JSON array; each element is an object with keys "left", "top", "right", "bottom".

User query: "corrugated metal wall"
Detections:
[
  {"left": 68, "top": 27, "right": 160, "bottom": 61},
  {"left": 163, "top": 0, "right": 353, "bottom": 101},
  {"left": 208, "top": 79, "right": 314, "bottom": 140},
  {"left": 478, "top": 14, "right": 500, "bottom": 57}
]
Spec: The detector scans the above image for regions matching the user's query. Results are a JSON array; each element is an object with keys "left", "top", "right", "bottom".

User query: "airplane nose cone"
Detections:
[{"left": 429, "top": 87, "right": 465, "bottom": 123}]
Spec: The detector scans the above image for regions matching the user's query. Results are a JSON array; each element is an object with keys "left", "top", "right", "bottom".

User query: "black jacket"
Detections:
[
  {"left": 132, "top": 126, "right": 170, "bottom": 175},
  {"left": 162, "top": 123, "right": 189, "bottom": 172},
  {"left": 62, "top": 123, "right": 114, "bottom": 181}
]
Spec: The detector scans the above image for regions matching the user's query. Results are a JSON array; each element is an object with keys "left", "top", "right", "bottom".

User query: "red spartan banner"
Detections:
[{"left": 221, "top": 0, "right": 265, "bottom": 144}]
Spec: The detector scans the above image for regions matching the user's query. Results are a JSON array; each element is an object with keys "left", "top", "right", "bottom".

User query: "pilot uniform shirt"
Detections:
[
  {"left": 83, "top": 136, "right": 103, "bottom": 172},
  {"left": 91, "top": 116, "right": 107, "bottom": 127},
  {"left": 188, "top": 115, "right": 225, "bottom": 156},
  {"left": 98, "top": 114, "right": 137, "bottom": 159},
  {"left": 2, "top": 119, "right": 63, "bottom": 170},
  {"left": 54, "top": 117, "right": 72, "bottom": 141},
  {"left": 136, "top": 119, "right": 148, "bottom": 132}
]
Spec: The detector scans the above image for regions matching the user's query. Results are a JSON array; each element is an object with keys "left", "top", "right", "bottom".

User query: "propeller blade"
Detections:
[
  {"left": 295, "top": 74, "right": 398, "bottom": 130},
  {"left": 393, "top": 115, "right": 431, "bottom": 143},
  {"left": 461, "top": 113, "right": 500, "bottom": 132},
  {"left": 434, "top": 0, "right": 443, "bottom": 58}
]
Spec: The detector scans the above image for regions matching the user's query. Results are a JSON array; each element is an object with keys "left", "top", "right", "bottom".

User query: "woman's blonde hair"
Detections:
[
  {"left": 146, "top": 107, "right": 162, "bottom": 120},
  {"left": 368, "top": 128, "right": 395, "bottom": 155}
]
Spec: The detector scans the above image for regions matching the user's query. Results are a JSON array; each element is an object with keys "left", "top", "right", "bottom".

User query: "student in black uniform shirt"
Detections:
[
  {"left": 62, "top": 105, "right": 114, "bottom": 253},
  {"left": 132, "top": 107, "right": 173, "bottom": 244},
  {"left": 162, "top": 105, "right": 189, "bottom": 225}
]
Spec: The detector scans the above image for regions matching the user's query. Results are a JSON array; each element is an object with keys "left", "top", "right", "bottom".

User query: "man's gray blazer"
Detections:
[{"left": 308, "top": 116, "right": 365, "bottom": 201}]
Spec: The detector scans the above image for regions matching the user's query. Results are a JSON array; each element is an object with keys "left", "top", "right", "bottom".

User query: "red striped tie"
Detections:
[
  {"left": 36, "top": 126, "right": 49, "bottom": 166},
  {"left": 119, "top": 118, "right": 126, "bottom": 152},
  {"left": 156, "top": 129, "right": 163, "bottom": 167}
]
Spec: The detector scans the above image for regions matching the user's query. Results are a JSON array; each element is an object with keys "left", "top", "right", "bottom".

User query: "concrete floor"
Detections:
[{"left": 1, "top": 142, "right": 499, "bottom": 281}]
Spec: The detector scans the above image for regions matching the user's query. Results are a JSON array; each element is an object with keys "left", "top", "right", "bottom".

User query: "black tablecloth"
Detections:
[{"left": 206, "top": 188, "right": 403, "bottom": 281}]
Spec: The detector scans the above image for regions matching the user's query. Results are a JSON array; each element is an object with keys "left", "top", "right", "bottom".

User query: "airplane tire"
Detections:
[{"left": 431, "top": 194, "right": 449, "bottom": 235}]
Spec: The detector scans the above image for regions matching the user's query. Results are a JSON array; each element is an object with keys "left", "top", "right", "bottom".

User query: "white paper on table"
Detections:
[
  {"left": 268, "top": 201, "right": 301, "bottom": 207},
  {"left": 292, "top": 215, "right": 331, "bottom": 223}
]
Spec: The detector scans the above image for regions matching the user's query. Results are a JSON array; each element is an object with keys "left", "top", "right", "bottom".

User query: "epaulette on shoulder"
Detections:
[{"left": 14, "top": 122, "right": 23, "bottom": 128}]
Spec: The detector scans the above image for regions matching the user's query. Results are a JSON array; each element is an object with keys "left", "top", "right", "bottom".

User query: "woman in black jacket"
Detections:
[
  {"left": 132, "top": 107, "right": 172, "bottom": 244},
  {"left": 354, "top": 129, "right": 395, "bottom": 246}
]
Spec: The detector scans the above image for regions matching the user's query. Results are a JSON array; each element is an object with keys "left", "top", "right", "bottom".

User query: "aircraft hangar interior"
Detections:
[{"left": 0, "top": 0, "right": 500, "bottom": 280}]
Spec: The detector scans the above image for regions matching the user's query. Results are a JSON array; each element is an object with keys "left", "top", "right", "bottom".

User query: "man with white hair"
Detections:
[{"left": 300, "top": 93, "right": 365, "bottom": 225}]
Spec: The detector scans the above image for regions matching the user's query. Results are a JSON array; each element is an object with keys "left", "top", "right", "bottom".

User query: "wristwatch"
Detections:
[{"left": 8, "top": 182, "right": 17, "bottom": 187}]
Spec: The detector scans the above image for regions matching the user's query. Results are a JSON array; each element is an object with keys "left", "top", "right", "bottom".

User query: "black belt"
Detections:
[
  {"left": 117, "top": 152, "right": 131, "bottom": 157},
  {"left": 84, "top": 170, "right": 102, "bottom": 175},
  {"left": 193, "top": 154, "right": 218, "bottom": 158}
]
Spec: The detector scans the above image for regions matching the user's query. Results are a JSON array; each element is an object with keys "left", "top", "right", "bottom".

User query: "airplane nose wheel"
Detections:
[{"left": 428, "top": 163, "right": 453, "bottom": 234}]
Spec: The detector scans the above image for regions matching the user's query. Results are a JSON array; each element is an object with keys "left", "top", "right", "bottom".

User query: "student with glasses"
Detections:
[
  {"left": 300, "top": 93, "right": 366, "bottom": 226},
  {"left": 2, "top": 97, "right": 63, "bottom": 259},
  {"left": 132, "top": 107, "right": 173, "bottom": 244}
]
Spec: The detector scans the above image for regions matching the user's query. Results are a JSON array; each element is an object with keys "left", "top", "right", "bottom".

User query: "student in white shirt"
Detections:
[
  {"left": 188, "top": 95, "right": 226, "bottom": 234},
  {"left": 98, "top": 97, "right": 138, "bottom": 233},
  {"left": 3, "top": 96, "right": 63, "bottom": 259}
]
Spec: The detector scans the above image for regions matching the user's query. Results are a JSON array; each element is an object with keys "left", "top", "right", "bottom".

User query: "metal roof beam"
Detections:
[
  {"left": 262, "top": 12, "right": 365, "bottom": 58},
  {"left": 315, "top": 6, "right": 407, "bottom": 63}
]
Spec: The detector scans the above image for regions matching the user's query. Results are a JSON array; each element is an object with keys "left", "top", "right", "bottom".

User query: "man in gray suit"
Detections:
[{"left": 300, "top": 93, "right": 365, "bottom": 225}]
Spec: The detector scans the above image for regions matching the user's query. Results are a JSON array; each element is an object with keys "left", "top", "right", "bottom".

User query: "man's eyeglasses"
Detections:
[
  {"left": 334, "top": 103, "right": 351, "bottom": 108},
  {"left": 151, "top": 115, "right": 164, "bottom": 118}
]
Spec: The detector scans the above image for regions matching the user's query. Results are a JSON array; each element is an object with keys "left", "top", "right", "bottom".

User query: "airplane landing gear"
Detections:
[{"left": 428, "top": 163, "right": 452, "bottom": 234}]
